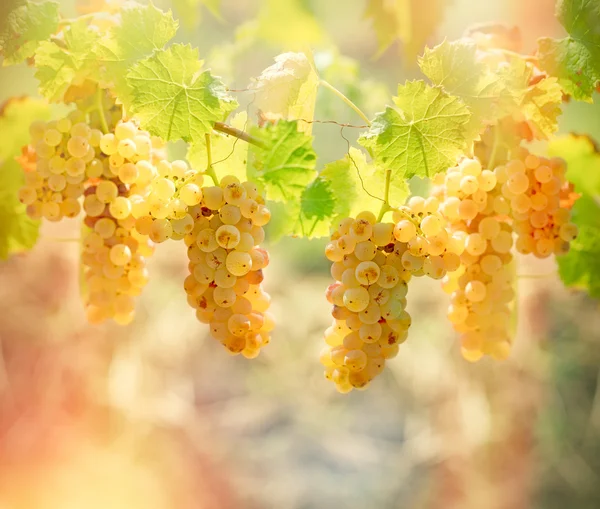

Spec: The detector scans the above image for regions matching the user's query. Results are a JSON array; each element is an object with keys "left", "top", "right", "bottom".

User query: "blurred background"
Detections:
[{"left": 2, "top": 0, "right": 600, "bottom": 508}]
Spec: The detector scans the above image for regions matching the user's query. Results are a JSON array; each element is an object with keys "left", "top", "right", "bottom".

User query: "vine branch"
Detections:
[{"left": 213, "top": 122, "right": 266, "bottom": 149}]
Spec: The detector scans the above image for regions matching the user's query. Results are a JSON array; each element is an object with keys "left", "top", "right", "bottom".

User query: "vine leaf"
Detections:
[
  {"left": 0, "top": 0, "right": 59, "bottom": 65},
  {"left": 537, "top": 0, "right": 600, "bottom": 101},
  {"left": 300, "top": 179, "right": 335, "bottom": 221},
  {"left": 34, "top": 20, "right": 100, "bottom": 101},
  {"left": 187, "top": 112, "right": 248, "bottom": 182},
  {"left": 365, "top": 0, "right": 451, "bottom": 59},
  {"left": 557, "top": 195, "right": 600, "bottom": 299},
  {"left": 359, "top": 80, "right": 471, "bottom": 179},
  {"left": 0, "top": 97, "right": 51, "bottom": 259},
  {"left": 97, "top": 2, "right": 178, "bottom": 105},
  {"left": 418, "top": 40, "right": 528, "bottom": 137},
  {"left": 126, "top": 43, "right": 238, "bottom": 143},
  {"left": 271, "top": 155, "right": 352, "bottom": 239},
  {"left": 267, "top": 148, "right": 408, "bottom": 239},
  {"left": 548, "top": 133, "right": 600, "bottom": 298},
  {"left": 247, "top": 120, "right": 317, "bottom": 202},
  {"left": 250, "top": 52, "right": 319, "bottom": 134},
  {"left": 519, "top": 76, "right": 563, "bottom": 140}
]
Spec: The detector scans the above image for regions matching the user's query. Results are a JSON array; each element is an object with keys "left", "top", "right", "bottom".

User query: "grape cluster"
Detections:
[
  {"left": 18, "top": 111, "right": 101, "bottom": 220},
  {"left": 321, "top": 212, "right": 412, "bottom": 393},
  {"left": 81, "top": 182, "right": 155, "bottom": 325},
  {"left": 182, "top": 176, "right": 274, "bottom": 358},
  {"left": 506, "top": 151, "right": 578, "bottom": 257},
  {"left": 433, "top": 157, "right": 516, "bottom": 361},
  {"left": 321, "top": 198, "right": 475, "bottom": 392},
  {"left": 19, "top": 115, "right": 165, "bottom": 324},
  {"left": 78, "top": 121, "right": 161, "bottom": 324}
]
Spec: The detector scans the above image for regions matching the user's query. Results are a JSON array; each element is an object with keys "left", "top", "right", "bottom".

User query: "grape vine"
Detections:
[{"left": 1, "top": 0, "right": 599, "bottom": 391}]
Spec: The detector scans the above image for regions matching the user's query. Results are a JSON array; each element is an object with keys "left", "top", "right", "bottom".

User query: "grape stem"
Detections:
[
  {"left": 374, "top": 171, "right": 423, "bottom": 234},
  {"left": 390, "top": 207, "right": 424, "bottom": 234},
  {"left": 376, "top": 169, "right": 392, "bottom": 221},
  {"left": 213, "top": 122, "right": 266, "bottom": 149},
  {"left": 204, "top": 133, "right": 219, "bottom": 185},
  {"left": 95, "top": 88, "right": 109, "bottom": 135},
  {"left": 319, "top": 80, "right": 371, "bottom": 127},
  {"left": 487, "top": 127, "right": 501, "bottom": 169}
]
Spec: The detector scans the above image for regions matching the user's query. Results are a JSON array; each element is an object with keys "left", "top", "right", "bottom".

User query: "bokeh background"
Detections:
[{"left": 2, "top": 0, "right": 600, "bottom": 508}]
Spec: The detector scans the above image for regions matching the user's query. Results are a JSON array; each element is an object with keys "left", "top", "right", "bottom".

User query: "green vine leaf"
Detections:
[
  {"left": 419, "top": 40, "right": 528, "bottom": 137},
  {"left": 34, "top": 20, "right": 100, "bottom": 101},
  {"left": 548, "top": 133, "right": 600, "bottom": 298},
  {"left": 537, "top": 0, "right": 600, "bottom": 102},
  {"left": 97, "top": 2, "right": 178, "bottom": 105},
  {"left": 0, "top": 0, "right": 59, "bottom": 65},
  {"left": 300, "top": 179, "right": 335, "bottom": 220},
  {"left": 359, "top": 80, "right": 471, "bottom": 179},
  {"left": 126, "top": 43, "right": 238, "bottom": 142},
  {"left": 247, "top": 120, "right": 317, "bottom": 202},
  {"left": 272, "top": 155, "right": 352, "bottom": 239},
  {"left": 557, "top": 195, "right": 600, "bottom": 299},
  {"left": 266, "top": 147, "right": 408, "bottom": 239}
]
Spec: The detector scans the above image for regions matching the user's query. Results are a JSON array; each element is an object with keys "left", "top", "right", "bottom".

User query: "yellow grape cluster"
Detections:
[
  {"left": 19, "top": 111, "right": 102, "bottom": 220},
  {"left": 78, "top": 121, "right": 162, "bottom": 324},
  {"left": 433, "top": 157, "right": 516, "bottom": 361},
  {"left": 81, "top": 181, "right": 155, "bottom": 325},
  {"left": 182, "top": 176, "right": 274, "bottom": 358},
  {"left": 505, "top": 150, "right": 578, "bottom": 257},
  {"left": 20, "top": 116, "right": 167, "bottom": 324},
  {"left": 433, "top": 154, "right": 579, "bottom": 362},
  {"left": 322, "top": 212, "right": 410, "bottom": 393},
  {"left": 320, "top": 200, "right": 464, "bottom": 393}
]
